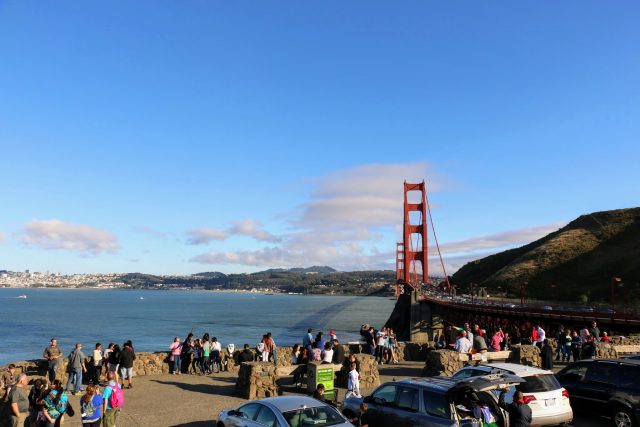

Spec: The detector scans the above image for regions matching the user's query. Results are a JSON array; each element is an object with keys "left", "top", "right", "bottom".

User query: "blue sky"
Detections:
[{"left": 1, "top": 1, "right": 639, "bottom": 275}]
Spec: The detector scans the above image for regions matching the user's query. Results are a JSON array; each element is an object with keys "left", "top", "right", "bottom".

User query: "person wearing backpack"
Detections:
[
  {"left": 101, "top": 372, "right": 124, "bottom": 427},
  {"left": 80, "top": 384, "right": 103, "bottom": 426}
]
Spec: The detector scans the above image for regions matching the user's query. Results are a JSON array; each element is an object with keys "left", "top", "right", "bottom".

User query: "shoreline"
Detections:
[{"left": 0, "top": 286, "right": 394, "bottom": 297}]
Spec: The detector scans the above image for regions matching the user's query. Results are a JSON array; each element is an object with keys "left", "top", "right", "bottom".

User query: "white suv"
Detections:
[{"left": 452, "top": 363, "right": 573, "bottom": 426}]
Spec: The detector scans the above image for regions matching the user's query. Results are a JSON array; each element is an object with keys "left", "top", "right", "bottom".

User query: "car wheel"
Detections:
[
  {"left": 612, "top": 406, "right": 637, "bottom": 427},
  {"left": 216, "top": 423, "right": 225, "bottom": 427}
]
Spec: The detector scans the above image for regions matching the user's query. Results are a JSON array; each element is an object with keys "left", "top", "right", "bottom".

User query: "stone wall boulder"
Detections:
[
  {"left": 401, "top": 343, "right": 432, "bottom": 361},
  {"left": 507, "top": 345, "right": 541, "bottom": 367},
  {"left": 423, "top": 350, "right": 463, "bottom": 377},
  {"left": 235, "top": 362, "right": 280, "bottom": 400}
]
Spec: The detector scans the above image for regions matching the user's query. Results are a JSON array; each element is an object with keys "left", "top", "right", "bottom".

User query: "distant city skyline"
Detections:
[{"left": 1, "top": 1, "right": 639, "bottom": 275}]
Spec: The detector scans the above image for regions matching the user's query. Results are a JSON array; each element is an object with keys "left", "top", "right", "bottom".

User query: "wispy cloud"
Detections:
[
  {"left": 132, "top": 226, "right": 170, "bottom": 238},
  {"left": 186, "top": 228, "right": 228, "bottom": 245},
  {"left": 186, "top": 220, "right": 280, "bottom": 245},
  {"left": 0, "top": 231, "right": 5, "bottom": 242},
  {"left": 296, "top": 162, "right": 443, "bottom": 228},
  {"left": 229, "top": 220, "right": 281, "bottom": 243},
  {"left": 438, "top": 223, "right": 565, "bottom": 255},
  {"left": 21, "top": 219, "right": 119, "bottom": 255}
]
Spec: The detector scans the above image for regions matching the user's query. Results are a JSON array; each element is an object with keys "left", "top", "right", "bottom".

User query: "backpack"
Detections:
[
  {"left": 81, "top": 397, "right": 96, "bottom": 418},
  {"left": 109, "top": 384, "right": 125, "bottom": 408}
]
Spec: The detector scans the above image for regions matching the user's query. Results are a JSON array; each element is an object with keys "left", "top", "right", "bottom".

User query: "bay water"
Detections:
[{"left": 0, "top": 288, "right": 395, "bottom": 365}]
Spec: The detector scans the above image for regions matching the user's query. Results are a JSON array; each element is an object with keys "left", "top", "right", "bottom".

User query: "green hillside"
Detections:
[{"left": 451, "top": 208, "right": 640, "bottom": 303}]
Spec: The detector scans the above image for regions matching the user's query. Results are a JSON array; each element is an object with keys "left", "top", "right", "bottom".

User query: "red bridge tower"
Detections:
[{"left": 401, "top": 181, "right": 428, "bottom": 288}]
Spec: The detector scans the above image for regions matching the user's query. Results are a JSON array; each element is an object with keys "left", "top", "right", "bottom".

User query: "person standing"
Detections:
[
  {"left": 169, "top": 337, "right": 182, "bottom": 375},
  {"left": 540, "top": 339, "right": 554, "bottom": 370},
  {"left": 331, "top": 339, "right": 345, "bottom": 365},
  {"left": 8, "top": 373, "right": 29, "bottom": 427},
  {"left": 43, "top": 338, "right": 63, "bottom": 383},
  {"left": 473, "top": 332, "right": 488, "bottom": 354},
  {"left": 455, "top": 331, "right": 472, "bottom": 354},
  {"left": 534, "top": 324, "right": 546, "bottom": 348},
  {"left": 589, "top": 321, "right": 600, "bottom": 341},
  {"left": 91, "top": 343, "right": 103, "bottom": 386},
  {"left": 201, "top": 334, "right": 211, "bottom": 374},
  {"left": 211, "top": 337, "right": 222, "bottom": 373},
  {"left": 1, "top": 364, "right": 16, "bottom": 397},
  {"left": 347, "top": 362, "right": 361, "bottom": 398},
  {"left": 303, "top": 329, "right": 313, "bottom": 354},
  {"left": 491, "top": 328, "right": 504, "bottom": 352},
  {"left": 66, "top": 343, "right": 87, "bottom": 395},
  {"left": 102, "top": 372, "right": 123, "bottom": 427},
  {"left": 119, "top": 341, "right": 136, "bottom": 389},
  {"left": 499, "top": 389, "right": 532, "bottom": 427},
  {"left": 570, "top": 331, "right": 582, "bottom": 362},
  {"left": 102, "top": 343, "right": 114, "bottom": 380},
  {"left": 80, "top": 384, "right": 104, "bottom": 427},
  {"left": 262, "top": 333, "right": 275, "bottom": 363},
  {"left": 556, "top": 327, "right": 567, "bottom": 361}
]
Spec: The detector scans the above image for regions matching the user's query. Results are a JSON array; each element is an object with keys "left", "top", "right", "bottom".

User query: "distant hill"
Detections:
[
  {"left": 261, "top": 266, "right": 337, "bottom": 274},
  {"left": 193, "top": 272, "right": 227, "bottom": 279},
  {"left": 451, "top": 208, "right": 640, "bottom": 302}
]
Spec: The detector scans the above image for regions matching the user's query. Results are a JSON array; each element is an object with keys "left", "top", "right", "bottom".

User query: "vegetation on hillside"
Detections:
[{"left": 451, "top": 208, "right": 640, "bottom": 303}]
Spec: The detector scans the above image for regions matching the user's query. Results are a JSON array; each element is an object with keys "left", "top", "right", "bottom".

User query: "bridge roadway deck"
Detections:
[{"left": 420, "top": 295, "right": 640, "bottom": 327}]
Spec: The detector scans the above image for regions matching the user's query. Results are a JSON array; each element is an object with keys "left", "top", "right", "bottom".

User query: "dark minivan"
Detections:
[{"left": 556, "top": 358, "right": 640, "bottom": 427}]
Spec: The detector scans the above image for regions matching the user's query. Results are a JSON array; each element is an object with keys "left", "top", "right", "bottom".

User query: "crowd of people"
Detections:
[
  {"left": 358, "top": 325, "right": 399, "bottom": 365},
  {"left": 4, "top": 319, "right": 600, "bottom": 427},
  {"left": 446, "top": 319, "right": 609, "bottom": 369},
  {"left": 0, "top": 337, "right": 132, "bottom": 427}
]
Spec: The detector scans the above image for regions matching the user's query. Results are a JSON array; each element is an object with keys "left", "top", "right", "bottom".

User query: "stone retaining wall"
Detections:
[
  {"left": 423, "top": 350, "right": 464, "bottom": 377},
  {"left": 235, "top": 362, "right": 279, "bottom": 400}
]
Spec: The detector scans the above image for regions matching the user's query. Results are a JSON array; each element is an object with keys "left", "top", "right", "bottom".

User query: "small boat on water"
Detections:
[
  {"left": 139, "top": 297, "right": 144, "bottom": 300},
  {"left": 17, "top": 294, "right": 27, "bottom": 299}
]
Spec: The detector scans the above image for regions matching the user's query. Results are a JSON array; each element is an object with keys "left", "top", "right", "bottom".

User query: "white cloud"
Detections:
[
  {"left": 186, "top": 228, "right": 229, "bottom": 245},
  {"left": 229, "top": 220, "right": 281, "bottom": 243},
  {"left": 187, "top": 220, "right": 280, "bottom": 245},
  {"left": 296, "top": 162, "right": 442, "bottom": 228},
  {"left": 21, "top": 219, "right": 119, "bottom": 255}
]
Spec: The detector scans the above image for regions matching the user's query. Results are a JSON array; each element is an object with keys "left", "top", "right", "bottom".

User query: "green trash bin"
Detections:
[{"left": 307, "top": 362, "right": 335, "bottom": 400}]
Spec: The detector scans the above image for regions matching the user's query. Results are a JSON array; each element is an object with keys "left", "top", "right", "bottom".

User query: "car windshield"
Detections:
[
  {"left": 283, "top": 406, "right": 345, "bottom": 427},
  {"left": 517, "top": 374, "right": 561, "bottom": 392}
]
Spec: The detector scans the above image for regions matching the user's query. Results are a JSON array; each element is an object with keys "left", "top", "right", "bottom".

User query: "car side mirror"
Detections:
[{"left": 362, "top": 395, "right": 373, "bottom": 404}]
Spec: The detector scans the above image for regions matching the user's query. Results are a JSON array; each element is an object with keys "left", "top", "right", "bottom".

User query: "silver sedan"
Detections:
[{"left": 217, "top": 396, "right": 354, "bottom": 427}]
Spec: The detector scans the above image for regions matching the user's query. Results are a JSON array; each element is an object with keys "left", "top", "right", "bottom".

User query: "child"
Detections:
[{"left": 347, "top": 362, "right": 361, "bottom": 398}]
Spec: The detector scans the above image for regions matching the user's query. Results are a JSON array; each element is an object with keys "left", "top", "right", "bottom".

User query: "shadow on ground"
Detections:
[
  {"left": 151, "top": 379, "right": 236, "bottom": 396},
  {"left": 377, "top": 363, "right": 423, "bottom": 378}
]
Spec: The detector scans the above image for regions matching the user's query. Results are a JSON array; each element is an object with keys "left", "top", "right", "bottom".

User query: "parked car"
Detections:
[
  {"left": 621, "top": 354, "right": 640, "bottom": 360},
  {"left": 556, "top": 359, "right": 640, "bottom": 427},
  {"left": 451, "top": 363, "right": 573, "bottom": 426},
  {"left": 217, "top": 396, "right": 352, "bottom": 427},
  {"left": 342, "top": 373, "right": 524, "bottom": 427},
  {"left": 541, "top": 305, "right": 553, "bottom": 311}
]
